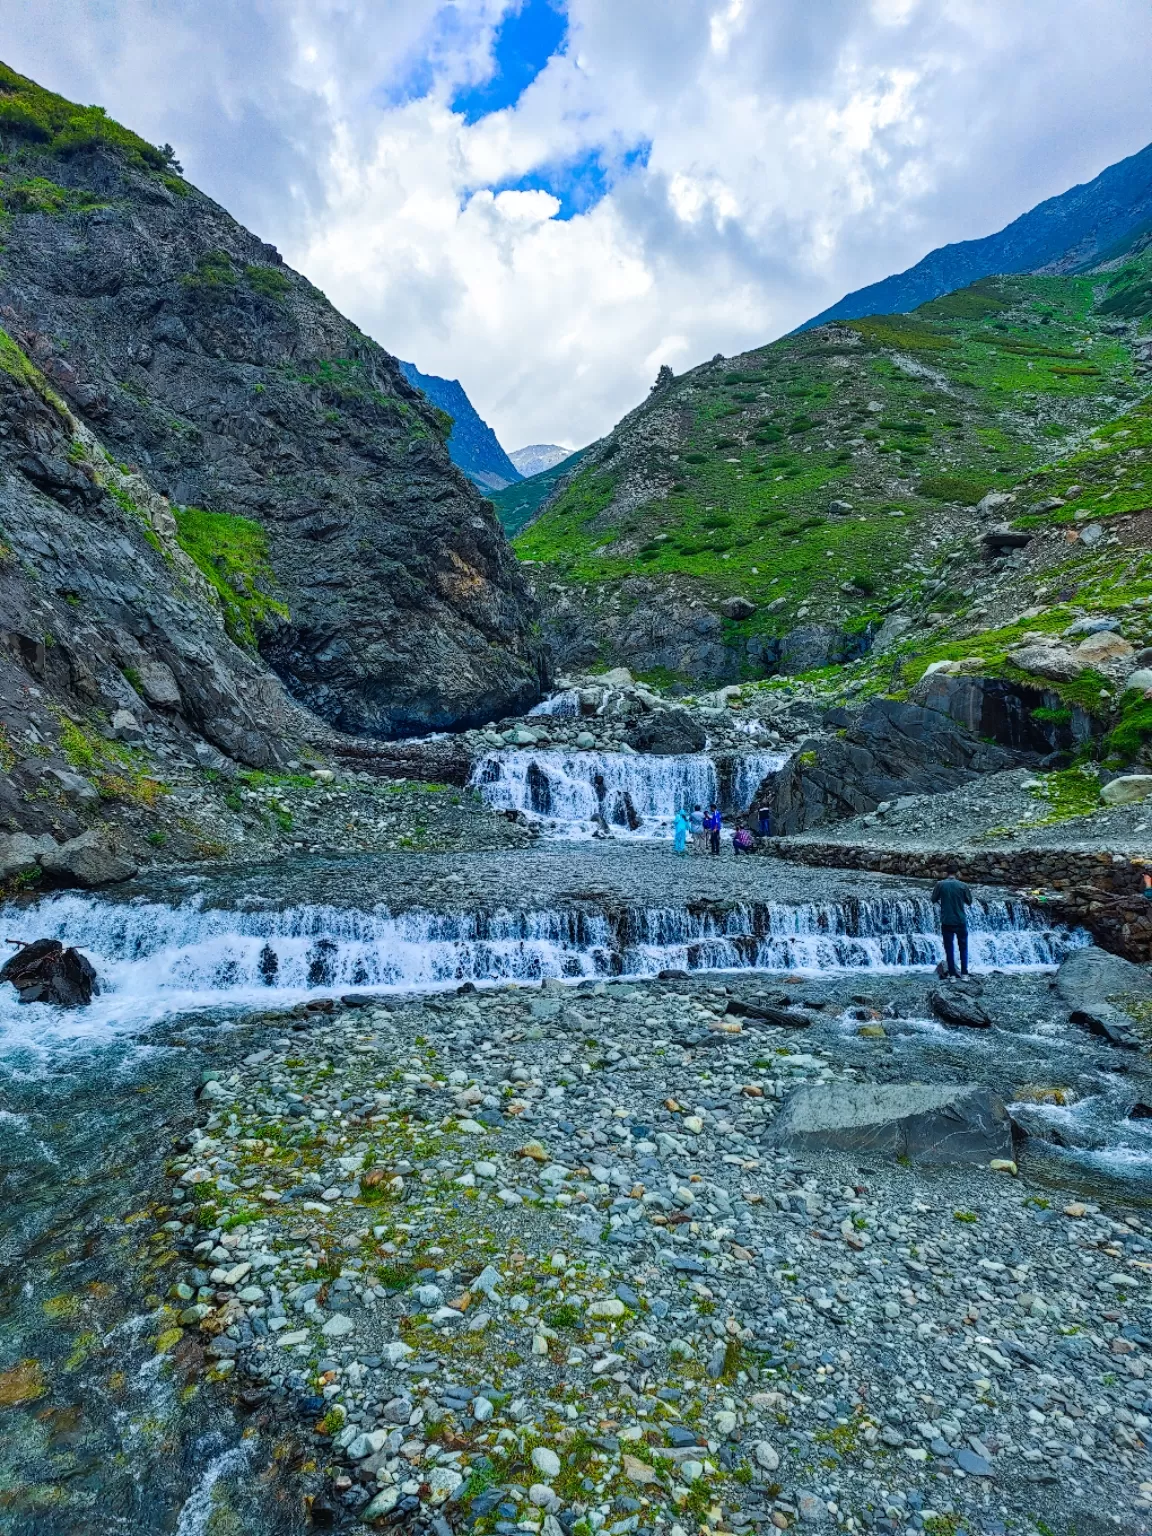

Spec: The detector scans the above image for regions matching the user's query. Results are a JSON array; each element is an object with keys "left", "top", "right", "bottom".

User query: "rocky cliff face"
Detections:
[{"left": 0, "top": 63, "right": 544, "bottom": 739}]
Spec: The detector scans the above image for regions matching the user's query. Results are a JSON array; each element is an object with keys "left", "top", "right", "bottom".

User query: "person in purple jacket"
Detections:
[{"left": 705, "top": 804, "right": 722, "bottom": 856}]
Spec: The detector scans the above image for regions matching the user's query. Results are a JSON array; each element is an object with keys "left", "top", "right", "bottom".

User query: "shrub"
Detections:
[
  {"left": 917, "top": 472, "right": 995, "bottom": 505},
  {"left": 245, "top": 264, "right": 290, "bottom": 301},
  {"left": 713, "top": 436, "right": 738, "bottom": 450},
  {"left": 849, "top": 572, "right": 877, "bottom": 594},
  {"left": 0, "top": 64, "right": 174, "bottom": 170},
  {"left": 183, "top": 251, "right": 237, "bottom": 290},
  {"left": 683, "top": 452, "right": 707, "bottom": 464},
  {"left": 173, "top": 505, "right": 288, "bottom": 648}
]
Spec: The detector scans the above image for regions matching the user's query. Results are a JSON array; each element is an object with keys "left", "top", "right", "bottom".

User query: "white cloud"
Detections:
[{"left": 4, "top": 0, "right": 1152, "bottom": 452}]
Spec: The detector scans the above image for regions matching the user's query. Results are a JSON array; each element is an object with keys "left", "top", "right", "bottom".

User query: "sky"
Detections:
[{"left": 5, "top": 1, "right": 1152, "bottom": 452}]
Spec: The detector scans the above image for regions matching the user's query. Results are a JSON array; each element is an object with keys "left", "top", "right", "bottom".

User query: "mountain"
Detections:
[
  {"left": 515, "top": 244, "right": 1152, "bottom": 685},
  {"left": 796, "top": 140, "right": 1152, "bottom": 333},
  {"left": 509, "top": 444, "right": 571, "bottom": 477},
  {"left": 398, "top": 361, "right": 522, "bottom": 491},
  {"left": 490, "top": 447, "right": 588, "bottom": 536},
  {"left": 0, "top": 62, "right": 543, "bottom": 738}
]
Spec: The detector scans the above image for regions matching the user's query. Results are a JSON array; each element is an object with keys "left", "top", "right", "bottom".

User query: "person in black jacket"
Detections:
[{"left": 931, "top": 864, "right": 973, "bottom": 979}]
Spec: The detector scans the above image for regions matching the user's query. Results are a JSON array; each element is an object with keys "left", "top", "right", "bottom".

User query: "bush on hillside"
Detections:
[{"left": 917, "top": 472, "right": 995, "bottom": 505}]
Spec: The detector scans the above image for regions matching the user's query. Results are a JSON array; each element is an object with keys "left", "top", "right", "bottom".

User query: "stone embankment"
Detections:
[{"left": 763, "top": 842, "right": 1152, "bottom": 962}]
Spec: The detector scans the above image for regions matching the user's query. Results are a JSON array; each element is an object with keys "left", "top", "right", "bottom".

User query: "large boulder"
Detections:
[
  {"left": 1101, "top": 775, "right": 1152, "bottom": 805},
  {"left": 928, "top": 989, "right": 992, "bottom": 1029},
  {"left": 136, "top": 659, "right": 182, "bottom": 708},
  {"left": 1055, "top": 946, "right": 1150, "bottom": 1048},
  {"left": 778, "top": 625, "right": 837, "bottom": 675},
  {"left": 627, "top": 709, "right": 707, "bottom": 756},
  {"left": 39, "top": 831, "right": 137, "bottom": 888},
  {"left": 773, "top": 1082, "right": 1015, "bottom": 1164},
  {"left": 0, "top": 938, "right": 98, "bottom": 1006},
  {"left": 1006, "top": 643, "right": 1085, "bottom": 682},
  {"left": 1077, "top": 631, "right": 1134, "bottom": 665}
]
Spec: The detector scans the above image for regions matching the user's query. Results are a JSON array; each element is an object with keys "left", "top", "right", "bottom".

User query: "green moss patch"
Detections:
[{"left": 173, "top": 506, "right": 288, "bottom": 648}]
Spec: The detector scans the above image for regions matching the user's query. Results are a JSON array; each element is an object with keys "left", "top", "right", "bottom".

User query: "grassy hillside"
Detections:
[
  {"left": 490, "top": 447, "right": 587, "bottom": 535},
  {"left": 515, "top": 260, "right": 1150, "bottom": 666}
]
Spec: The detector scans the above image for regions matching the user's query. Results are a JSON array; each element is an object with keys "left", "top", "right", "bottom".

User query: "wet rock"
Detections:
[
  {"left": 0, "top": 938, "right": 98, "bottom": 1005},
  {"left": 39, "top": 830, "right": 137, "bottom": 888},
  {"left": 928, "top": 989, "right": 992, "bottom": 1029},
  {"left": 773, "top": 1082, "right": 1014, "bottom": 1163},
  {"left": 726, "top": 998, "right": 810, "bottom": 1029},
  {"left": 1056, "top": 946, "right": 1150, "bottom": 1047}
]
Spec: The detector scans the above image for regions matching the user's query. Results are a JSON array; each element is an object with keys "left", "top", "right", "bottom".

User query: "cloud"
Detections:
[{"left": 4, "top": 0, "right": 1151, "bottom": 451}]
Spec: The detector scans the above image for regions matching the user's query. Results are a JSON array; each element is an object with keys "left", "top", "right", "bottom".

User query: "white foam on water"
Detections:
[
  {"left": 0, "top": 889, "right": 1087, "bottom": 1052},
  {"left": 174, "top": 1443, "right": 252, "bottom": 1536},
  {"left": 528, "top": 690, "right": 581, "bottom": 717},
  {"left": 469, "top": 749, "right": 788, "bottom": 838}
]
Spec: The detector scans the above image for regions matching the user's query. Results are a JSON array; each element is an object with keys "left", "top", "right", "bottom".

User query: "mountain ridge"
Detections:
[
  {"left": 796, "top": 139, "right": 1152, "bottom": 333},
  {"left": 398, "top": 359, "right": 522, "bottom": 491}
]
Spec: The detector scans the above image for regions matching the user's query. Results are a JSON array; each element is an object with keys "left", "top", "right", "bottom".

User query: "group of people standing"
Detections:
[{"left": 672, "top": 802, "right": 767, "bottom": 856}]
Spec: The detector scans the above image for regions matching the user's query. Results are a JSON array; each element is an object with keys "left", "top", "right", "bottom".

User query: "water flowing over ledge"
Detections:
[
  {"left": 469, "top": 749, "right": 788, "bottom": 837},
  {"left": 0, "top": 889, "right": 1086, "bottom": 1049}
]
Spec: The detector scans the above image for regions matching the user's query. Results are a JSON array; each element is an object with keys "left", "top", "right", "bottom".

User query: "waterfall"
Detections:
[
  {"left": 469, "top": 749, "right": 789, "bottom": 836},
  {"left": 0, "top": 890, "right": 1087, "bottom": 1044},
  {"left": 528, "top": 690, "right": 581, "bottom": 717}
]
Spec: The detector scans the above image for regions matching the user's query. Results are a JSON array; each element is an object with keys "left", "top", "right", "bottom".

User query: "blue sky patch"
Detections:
[
  {"left": 451, "top": 0, "right": 568, "bottom": 124},
  {"left": 488, "top": 140, "right": 651, "bottom": 221}
]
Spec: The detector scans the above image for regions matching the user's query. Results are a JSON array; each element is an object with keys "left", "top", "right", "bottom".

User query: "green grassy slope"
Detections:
[
  {"left": 516, "top": 265, "right": 1149, "bottom": 659},
  {"left": 490, "top": 447, "right": 588, "bottom": 536}
]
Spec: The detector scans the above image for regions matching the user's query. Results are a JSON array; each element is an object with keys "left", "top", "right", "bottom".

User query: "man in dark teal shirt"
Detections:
[{"left": 931, "top": 865, "right": 973, "bottom": 978}]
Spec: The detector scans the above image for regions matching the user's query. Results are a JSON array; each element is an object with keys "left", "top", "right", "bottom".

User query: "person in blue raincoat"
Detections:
[{"left": 673, "top": 808, "right": 691, "bottom": 854}]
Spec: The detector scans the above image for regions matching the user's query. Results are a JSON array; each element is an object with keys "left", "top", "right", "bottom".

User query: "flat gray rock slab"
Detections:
[
  {"left": 1056, "top": 946, "right": 1151, "bottom": 1049},
  {"left": 773, "top": 1082, "right": 1014, "bottom": 1164}
]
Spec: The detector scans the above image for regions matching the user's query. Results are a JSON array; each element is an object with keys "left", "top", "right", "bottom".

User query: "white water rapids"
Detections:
[
  {"left": 0, "top": 888, "right": 1086, "bottom": 1051},
  {"left": 469, "top": 749, "right": 788, "bottom": 837}
]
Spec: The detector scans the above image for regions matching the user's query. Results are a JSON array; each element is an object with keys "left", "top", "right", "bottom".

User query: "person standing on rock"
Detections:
[
  {"left": 673, "top": 807, "right": 690, "bottom": 855},
  {"left": 757, "top": 803, "right": 773, "bottom": 838},
  {"left": 706, "top": 804, "right": 722, "bottom": 856},
  {"left": 932, "top": 864, "right": 973, "bottom": 979},
  {"left": 689, "top": 804, "right": 705, "bottom": 854}
]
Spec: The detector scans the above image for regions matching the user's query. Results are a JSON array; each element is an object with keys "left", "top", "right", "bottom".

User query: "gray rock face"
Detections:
[
  {"left": 1056, "top": 946, "right": 1151, "bottom": 1048},
  {"left": 774, "top": 1082, "right": 1015, "bottom": 1164},
  {"left": 40, "top": 831, "right": 137, "bottom": 888},
  {"left": 0, "top": 115, "right": 543, "bottom": 739},
  {"left": 626, "top": 709, "right": 707, "bottom": 756},
  {"left": 0, "top": 832, "right": 56, "bottom": 880}
]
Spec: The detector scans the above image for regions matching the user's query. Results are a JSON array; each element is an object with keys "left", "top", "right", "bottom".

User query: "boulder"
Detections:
[
  {"left": 1056, "top": 945, "right": 1149, "bottom": 1049},
  {"left": 827, "top": 500, "right": 854, "bottom": 515},
  {"left": 773, "top": 1082, "right": 1014, "bottom": 1164},
  {"left": 1101, "top": 775, "right": 1152, "bottom": 805},
  {"left": 0, "top": 831, "right": 56, "bottom": 880},
  {"left": 977, "top": 492, "right": 1016, "bottom": 515},
  {"left": 39, "top": 831, "right": 137, "bottom": 888},
  {"left": 0, "top": 938, "right": 98, "bottom": 1006},
  {"left": 110, "top": 708, "right": 146, "bottom": 744},
  {"left": 726, "top": 999, "right": 811, "bottom": 1029},
  {"left": 136, "top": 659, "right": 182, "bottom": 708},
  {"left": 778, "top": 624, "right": 837, "bottom": 675},
  {"left": 1006, "top": 644, "right": 1085, "bottom": 682},
  {"left": 1064, "top": 616, "right": 1119, "bottom": 637},
  {"left": 43, "top": 767, "right": 100, "bottom": 805},
  {"left": 719, "top": 596, "right": 757, "bottom": 621},
  {"left": 928, "top": 989, "right": 992, "bottom": 1029},
  {"left": 1077, "top": 631, "right": 1134, "bottom": 665},
  {"left": 1122, "top": 669, "right": 1152, "bottom": 695},
  {"left": 983, "top": 526, "right": 1031, "bottom": 550},
  {"left": 627, "top": 709, "right": 707, "bottom": 756},
  {"left": 599, "top": 667, "right": 634, "bottom": 687}
]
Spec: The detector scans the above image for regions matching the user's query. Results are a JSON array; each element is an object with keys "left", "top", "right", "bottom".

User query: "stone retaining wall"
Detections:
[{"left": 763, "top": 840, "right": 1152, "bottom": 962}]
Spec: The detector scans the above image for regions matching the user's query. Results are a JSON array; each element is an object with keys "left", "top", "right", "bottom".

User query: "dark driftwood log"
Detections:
[{"left": 0, "top": 938, "right": 99, "bottom": 1006}]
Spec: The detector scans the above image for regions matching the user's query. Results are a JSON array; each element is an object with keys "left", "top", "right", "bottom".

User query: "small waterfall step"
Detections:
[{"left": 0, "top": 885, "right": 1087, "bottom": 1042}]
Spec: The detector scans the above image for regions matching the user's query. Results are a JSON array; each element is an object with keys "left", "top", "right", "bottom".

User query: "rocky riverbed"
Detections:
[{"left": 2, "top": 932, "right": 1150, "bottom": 1536}]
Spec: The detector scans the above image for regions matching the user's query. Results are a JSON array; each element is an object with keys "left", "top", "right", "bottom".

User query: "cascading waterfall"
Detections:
[
  {"left": 528, "top": 690, "right": 581, "bottom": 717},
  {"left": 469, "top": 749, "right": 788, "bottom": 837},
  {"left": 0, "top": 889, "right": 1088, "bottom": 1044}
]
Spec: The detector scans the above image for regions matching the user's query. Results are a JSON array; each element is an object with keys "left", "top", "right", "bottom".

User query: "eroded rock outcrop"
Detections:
[{"left": 0, "top": 65, "right": 543, "bottom": 739}]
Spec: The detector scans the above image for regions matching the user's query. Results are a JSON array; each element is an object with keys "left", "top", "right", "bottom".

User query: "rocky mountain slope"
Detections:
[
  {"left": 516, "top": 240, "right": 1152, "bottom": 686},
  {"left": 398, "top": 360, "right": 522, "bottom": 491},
  {"left": 0, "top": 63, "right": 544, "bottom": 741},
  {"left": 798, "top": 138, "right": 1152, "bottom": 332}
]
